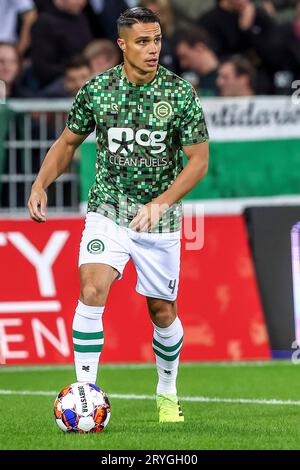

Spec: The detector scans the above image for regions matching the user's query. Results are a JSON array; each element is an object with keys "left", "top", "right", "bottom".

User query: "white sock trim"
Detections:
[
  {"left": 153, "top": 316, "right": 182, "bottom": 338},
  {"left": 76, "top": 300, "right": 104, "bottom": 319}
]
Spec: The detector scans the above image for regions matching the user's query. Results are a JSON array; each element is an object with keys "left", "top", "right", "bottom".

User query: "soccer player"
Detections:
[{"left": 27, "top": 7, "right": 209, "bottom": 423}]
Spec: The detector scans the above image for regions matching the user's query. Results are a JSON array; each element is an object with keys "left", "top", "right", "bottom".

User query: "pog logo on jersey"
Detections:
[
  {"left": 108, "top": 128, "right": 167, "bottom": 156},
  {"left": 87, "top": 239, "right": 105, "bottom": 254}
]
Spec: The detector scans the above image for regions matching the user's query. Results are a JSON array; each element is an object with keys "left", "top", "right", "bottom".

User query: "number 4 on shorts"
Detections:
[{"left": 168, "top": 279, "right": 177, "bottom": 294}]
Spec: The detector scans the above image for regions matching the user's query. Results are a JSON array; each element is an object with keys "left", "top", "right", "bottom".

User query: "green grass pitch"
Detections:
[{"left": 0, "top": 361, "right": 300, "bottom": 450}]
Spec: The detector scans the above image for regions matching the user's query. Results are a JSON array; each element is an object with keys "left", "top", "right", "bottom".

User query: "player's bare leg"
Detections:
[
  {"left": 147, "top": 297, "right": 184, "bottom": 423},
  {"left": 72, "top": 263, "right": 119, "bottom": 384},
  {"left": 79, "top": 263, "right": 118, "bottom": 306}
]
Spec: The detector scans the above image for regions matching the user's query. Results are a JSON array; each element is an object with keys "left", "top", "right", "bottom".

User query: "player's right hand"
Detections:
[{"left": 27, "top": 185, "right": 47, "bottom": 223}]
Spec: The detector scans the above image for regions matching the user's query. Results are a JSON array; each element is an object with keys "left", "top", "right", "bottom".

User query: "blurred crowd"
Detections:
[{"left": 0, "top": 0, "right": 299, "bottom": 99}]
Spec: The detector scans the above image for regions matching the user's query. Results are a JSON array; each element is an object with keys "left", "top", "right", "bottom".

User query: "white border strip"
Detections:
[
  {"left": 0, "top": 389, "right": 299, "bottom": 407},
  {"left": 2, "top": 195, "right": 300, "bottom": 220},
  {"left": 0, "top": 301, "right": 61, "bottom": 313},
  {"left": 7, "top": 98, "right": 72, "bottom": 112}
]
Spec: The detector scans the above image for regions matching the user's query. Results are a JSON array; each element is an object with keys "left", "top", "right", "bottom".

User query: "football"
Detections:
[{"left": 54, "top": 382, "right": 111, "bottom": 433}]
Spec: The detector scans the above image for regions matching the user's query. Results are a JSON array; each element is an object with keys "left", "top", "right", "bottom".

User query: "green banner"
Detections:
[
  {"left": 80, "top": 97, "right": 300, "bottom": 203},
  {"left": 80, "top": 138, "right": 300, "bottom": 202}
]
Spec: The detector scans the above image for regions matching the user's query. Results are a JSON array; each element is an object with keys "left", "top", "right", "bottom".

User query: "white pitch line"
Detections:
[
  {"left": 0, "top": 360, "right": 294, "bottom": 373},
  {"left": 0, "top": 301, "right": 61, "bottom": 313},
  {"left": 0, "top": 364, "right": 156, "bottom": 373},
  {"left": 0, "top": 389, "right": 299, "bottom": 407}
]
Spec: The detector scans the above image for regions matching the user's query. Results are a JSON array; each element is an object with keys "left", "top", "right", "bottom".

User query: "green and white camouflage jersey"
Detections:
[{"left": 67, "top": 64, "right": 208, "bottom": 233}]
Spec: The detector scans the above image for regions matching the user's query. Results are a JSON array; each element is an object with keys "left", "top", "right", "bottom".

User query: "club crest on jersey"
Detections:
[
  {"left": 87, "top": 239, "right": 105, "bottom": 254},
  {"left": 154, "top": 101, "right": 172, "bottom": 120}
]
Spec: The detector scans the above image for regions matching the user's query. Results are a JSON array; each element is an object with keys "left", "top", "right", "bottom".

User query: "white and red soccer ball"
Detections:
[{"left": 54, "top": 382, "right": 111, "bottom": 433}]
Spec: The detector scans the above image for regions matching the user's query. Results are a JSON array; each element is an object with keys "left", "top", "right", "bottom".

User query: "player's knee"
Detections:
[
  {"left": 149, "top": 300, "right": 177, "bottom": 328},
  {"left": 154, "top": 311, "right": 176, "bottom": 328},
  {"left": 80, "top": 283, "right": 108, "bottom": 306}
]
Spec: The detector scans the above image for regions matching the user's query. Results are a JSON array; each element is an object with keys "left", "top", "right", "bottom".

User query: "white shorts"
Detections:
[{"left": 78, "top": 212, "right": 181, "bottom": 301}]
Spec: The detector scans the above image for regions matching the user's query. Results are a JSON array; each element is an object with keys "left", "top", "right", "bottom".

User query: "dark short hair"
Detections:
[
  {"left": 66, "top": 55, "right": 90, "bottom": 71},
  {"left": 221, "top": 55, "right": 256, "bottom": 89},
  {"left": 117, "top": 7, "right": 161, "bottom": 33}
]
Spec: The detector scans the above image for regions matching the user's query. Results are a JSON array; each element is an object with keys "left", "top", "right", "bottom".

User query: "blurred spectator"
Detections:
[
  {"left": 261, "top": 0, "right": 297, "bottom": 22},
  {"left": 198, "top": 0, "right": 281, "bottom": 76},
  {"left": 38, "top": 56, "right": 91, "bottom": 98},
  {"left": 294, "top": 0, "right": 300, "bottom": 37},
  {"left": 139, "top": 0, "right": 180, "bottom": 72},
  {"left": 0, "top": 43, "right": 29, "bottom": 206},
  {"left": 64, "top": 56, "right": 91, "bottom": 96},
  {"left": 217, "top": 55, "right": 256, "bottom": 96},
  {"left": 0, "top": 43, "right": 29, "bottom": 98},
  {"left": 84, "top": 40, "right": 121, "bottom": 76},
  {"left": 34, "top": 0, "right": 56, "bottom": 13},
  {"left": 171, "top": 0, "right": 214, "bottom": 22},
  {"left": 88, "top": 0, "right": 129, "bottom": 40},
  {"left": 275, "top": 0, "right": 300, "bottom": 92},
  {"left": 31, "top": 0, "right": 93, "bottom": 88},
  {"left": 261, "top": 0, "right": 277, "bottom": 17},
  {"left": 176, "top": 29, "right": 219, "bottom": 96},
  {"left": 0, "top": 0, "right": 37, "bottom": 57},
  {"left": 140, "top": 0, "right": 175, "bottom": 36}
]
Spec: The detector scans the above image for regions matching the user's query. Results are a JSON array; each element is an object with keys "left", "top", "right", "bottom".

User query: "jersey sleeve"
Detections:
[
  {"left": 66, "top": 83, "right": 95, "bottom": 135},
  {"left": 179, "top": 86, "right": 209, "bottom": 146}
]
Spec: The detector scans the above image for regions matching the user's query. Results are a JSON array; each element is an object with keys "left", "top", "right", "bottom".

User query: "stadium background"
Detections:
[
  {"left": 0, "top": 0, "right": 300, "bottom": 452},
  {"left": 0, "top": 0, "right": 300, "bottom": 451}
]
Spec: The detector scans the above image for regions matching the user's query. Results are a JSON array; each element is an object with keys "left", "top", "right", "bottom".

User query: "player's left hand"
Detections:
[{"left": 129, "top": 202, "right": 167, "bottom": 232}]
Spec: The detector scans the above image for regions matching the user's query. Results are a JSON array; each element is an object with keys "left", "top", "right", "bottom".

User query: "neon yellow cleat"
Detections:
[{"left": 156, "top": 394, "right": 184, "bottom": 423}]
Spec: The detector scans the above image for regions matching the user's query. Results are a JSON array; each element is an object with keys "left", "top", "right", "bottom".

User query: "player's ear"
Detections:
[{"left": 117, "top": 38, "right": 125, "bottom": 53}]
